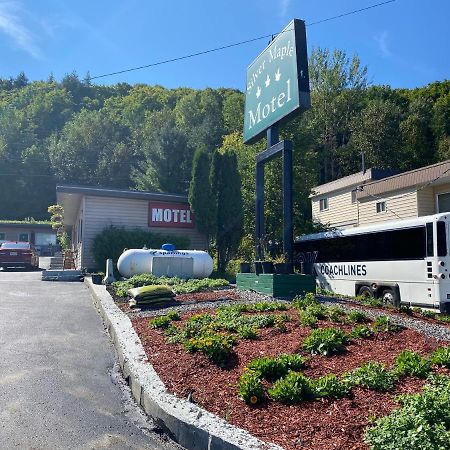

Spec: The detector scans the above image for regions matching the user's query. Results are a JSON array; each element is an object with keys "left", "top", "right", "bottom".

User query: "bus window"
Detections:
[
  {"left": 437, "top": 221, "right": 447, "bottom": 257},
  {"left": 426, "top": 223, "right": 434, "bottom": 257}
]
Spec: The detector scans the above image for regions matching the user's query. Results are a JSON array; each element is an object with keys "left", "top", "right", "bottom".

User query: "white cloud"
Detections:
[
  {"left": 0, "top": 1, "right": 42, "bottom": 58},
  {"left": 374, "top": 31, "right": 392, "bottom": 58},
  {"left": 279, "top": 0, "right": 291, "bottom": 21}
]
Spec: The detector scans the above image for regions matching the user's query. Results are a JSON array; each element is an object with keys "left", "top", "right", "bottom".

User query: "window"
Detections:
[
  {"left": 351, "top": 190, "right": 357, "bottom": 204},
  {"left": 438, "top": 193, "right": 450, "bottom": 213},
  {"left": 0, "top": 232, "right": 5, "bottom": 240},
  {"left": 319, "top": 198, "right": 329, "bottom": 211},
  {"left": 437, "top": 221, "right": 447, "bottom": 257},
  {"left": 376, "top": 201, "right": 386, "bottom": 213},
  {"left": 426, "top": 222, "right": 434, "bottom": 256},
  {"left": 18, "top": 233, "right": 29, "bottom": 242},
  {"left": 295, "top": 225, "right": 427, "bottom": 263}
]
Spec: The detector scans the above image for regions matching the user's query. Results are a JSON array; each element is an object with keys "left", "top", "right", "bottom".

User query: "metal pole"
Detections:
[
  {"left": 283, "top": 144, "right": 293, "bottom": 268},
  {"left": 255, "top": 163, "right": 264, "bottom": 260}
]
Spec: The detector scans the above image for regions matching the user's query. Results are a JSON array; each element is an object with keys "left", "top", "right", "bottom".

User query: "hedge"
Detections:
[{"left": 92, "top": 225, "right": 190, "bottom": 270}]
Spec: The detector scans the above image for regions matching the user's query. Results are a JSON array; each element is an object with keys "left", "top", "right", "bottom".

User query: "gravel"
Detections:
[{"left": 123, "top": 288, "right": 450, "bottom": 343}]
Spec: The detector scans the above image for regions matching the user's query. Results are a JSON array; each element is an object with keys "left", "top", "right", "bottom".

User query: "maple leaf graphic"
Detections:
[
  {"left": 275, "top": 68, "right": 281, "bottom": 81},
  {"left": 265, "top": 74, "right": 271, "bottom": 87},
  {"left": 256, "top": 86, "right": 261, "bottom": 98}
]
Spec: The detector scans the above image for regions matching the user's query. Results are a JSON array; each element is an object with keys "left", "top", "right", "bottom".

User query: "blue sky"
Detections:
[{"left": 0, "top": 0, "right": 448, "bottom": 90}]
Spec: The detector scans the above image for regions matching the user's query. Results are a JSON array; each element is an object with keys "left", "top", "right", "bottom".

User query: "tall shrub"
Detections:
[
  {"left": 92, "top": 226, "right": 190, "bottom": 271},
  {"left": 210, "top": 149, "right": 244, "bottom": 272},
  {"left": 188, "top": 148, "right": 216, "bottom": 250}
]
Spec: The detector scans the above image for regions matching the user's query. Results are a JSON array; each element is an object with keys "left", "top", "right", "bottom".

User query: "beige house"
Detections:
[
  {"left": 311, "top": 160, "right": 450, "bottom": 229},
  {"left": 56, "top": 185, "right": 207, "bottom": 270}
]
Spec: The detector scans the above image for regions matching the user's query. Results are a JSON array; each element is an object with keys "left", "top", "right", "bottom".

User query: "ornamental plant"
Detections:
[
  {"left": 346, "top": 310, "right": 367, "bottom": 323},
  {"left": 326, "top": 306, "right": 346, "bottom": 323},
  {"left": 431, "top": 346, "right": 450, "bottom": 368},
  {"left": 247, "top": 354, "right": 307, "bottom": 382},
  {"left": 268, "top": 371, "right": 314, "bottom": 404},
  {"left": 393, "top": 350, "right": 431, "bottom": 378},
  {"left": 311, "top": 374, "right": 351, "bottom": 399},
  {"left": 238, "top": 370, "right": 265, "bottom": 405},
  {"left": 149, "top": 315, "right": 173, "bottom": 329},
  {"left": 364, "top": 375, "right": 450, "bottom": 449},
  {"left": 348, "top": 325, "right": 374, "bottom": 339},
  {"left": 302, "top": 327, "right": 348, "bottom": 356},
  {"left": 183, "top": 331, "right": 235, "bottom": 367},
  {"left": 372, "top": 315, "right": 402, "bottom": 332},
  {"left": 343, "top": 361, "right": 397, "bottom": 391}
]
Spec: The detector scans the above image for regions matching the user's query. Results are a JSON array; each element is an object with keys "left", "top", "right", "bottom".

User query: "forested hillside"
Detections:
[{"left": 0, "top": 48, "right": 449, "bottom": 242}]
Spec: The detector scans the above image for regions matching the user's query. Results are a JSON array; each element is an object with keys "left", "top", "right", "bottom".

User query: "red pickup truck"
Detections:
[{"left": 0, "top": 242, "right": 40, "bottom": 270}]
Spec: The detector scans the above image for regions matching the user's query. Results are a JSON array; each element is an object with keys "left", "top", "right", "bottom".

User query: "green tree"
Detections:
[
  {"left": 210, "top": 149, "right": 244, "bottom": 272},
  {"left": 132, "top": 109, "right": 194, "bottom": 194},
  {"left": 188, "top": 148, "right": 216, "bottom": 250},
  {"left": 349, "top": 99, "right": 402, "bottom": 169}
]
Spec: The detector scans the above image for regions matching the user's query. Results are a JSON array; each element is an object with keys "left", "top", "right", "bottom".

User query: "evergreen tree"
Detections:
[
  {"left": 210, "top": 149, "right": 244, "bottom": 272},
  {"left": 188, "top": 148, "right": 216, "bottom": 250}
]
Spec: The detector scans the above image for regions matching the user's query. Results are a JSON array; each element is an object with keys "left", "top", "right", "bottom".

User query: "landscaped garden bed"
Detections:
[{"left": 126, "top": 293, "right": 450, "bottom": 450}]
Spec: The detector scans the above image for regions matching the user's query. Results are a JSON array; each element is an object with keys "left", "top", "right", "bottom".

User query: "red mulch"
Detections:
[{"left": 132, "top": 309, "right": 442, "bottom": 450}]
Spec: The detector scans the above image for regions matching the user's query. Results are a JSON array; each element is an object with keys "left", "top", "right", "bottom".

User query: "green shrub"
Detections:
[
  {"left": 312, "top": 374, "right": 351, "bottom": 399},
  {"left": 268, "top": 371, "right": 314, "bottom": 404},
  {"left": 92, "top": 225, "right": 190, "bottom": 271},
  {"left": 247, "top": 354, "right": 307, "bottom": 382},
  {"left": 149, "top": 315, "right": 173, "bottom": 329},
  {"left": 299, "top": 303, "right": 327, "bottom": 327},
  {"left": 327, "top": 306, "right": 346, "bottom": 323},
  {"left": 183, "top": 313, "right": 214, "bottom": 338},
  {"left": 273, "top": 314, "right": 290, "bottom": 332},
  {"left": 184, "top": 331, "right": 235, "bottom": 366},
  {"left": 303, "top": 327, "right": 348, "bottom": 356},
  {"left": 348, "top": 325, "right": 374, "bottom": 339},
  {"left": 346, "top": 310, "right": 367, "bottom": 323},
  {"left": 372, "top": 315, "right": 402, "bottom": 332},
  {"left": 166, "top": 310, "right": 180, "bottom": 321},
  {"left": 360, "top": 297, "right": 383, "bottom": 307},
  {"left": 237, "top": 325, "right": 258, "bottom": 340},
  {"left": 343, "top": 361, "right": 396, "bottom": 391},
  {"left": 364, "top": 375, "right": 450, "bottom": 449},
  {"left": 431, "top": 346, "right": 450, "bottom": 368},
  {"left": 393, "top": 350, "right": 431, "bottom": 378},
  {"left": 292, "top": 292, "right": 319, "bottom": 309},
  {"left": 421, "top": 309, "right": 437, "bottom": 319},
  {"left": 238, "top": 370, "right": 265, "bottom": 405}
]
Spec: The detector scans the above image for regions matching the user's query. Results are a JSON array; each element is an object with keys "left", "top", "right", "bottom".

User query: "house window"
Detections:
[
  {"left": 0, "top": 232, "right": 5, "bottom": 241},
  {"left": 19, "top": 232, "right": 29, "bottom": 242},
  {"left": 351, "top": 190, "right": 357, "bottom": 204},
  {"left": 376, "top": 201, "right": 386, "bottom": 213},
  {"left": 319, "top": 198, "right": 329, "bottom": 211},
  {"left": 437, "top": 193, "right": 450, "bottom": 213}
]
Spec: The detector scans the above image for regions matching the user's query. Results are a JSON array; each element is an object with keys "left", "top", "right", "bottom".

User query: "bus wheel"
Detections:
[
  {"left": 358, "top": 286, "right": 373, "bottom": 298},
  {"left": 381, "top": 288, "right": 399, "bottom": 308}
]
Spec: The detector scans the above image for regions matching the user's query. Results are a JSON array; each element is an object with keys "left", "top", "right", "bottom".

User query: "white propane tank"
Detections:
[{"left": 117, "top": 247, "right": 213, "bottom": 279}]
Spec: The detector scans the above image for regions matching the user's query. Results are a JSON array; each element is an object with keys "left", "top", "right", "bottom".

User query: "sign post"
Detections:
[{"left": 244, "top": 19, "right": 310, "bottom": 267}]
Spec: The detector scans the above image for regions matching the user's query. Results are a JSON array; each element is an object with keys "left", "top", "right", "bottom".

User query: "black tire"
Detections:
[
  {"left": 381, "top": 288, "right": 400, "bottom": 308},
  {"left": 357, "top": 285, "right": 373, "bottom": 298}
]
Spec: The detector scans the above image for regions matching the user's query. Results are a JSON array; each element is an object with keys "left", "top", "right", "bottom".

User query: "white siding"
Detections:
[
  {"left": 358, "top": 189, "right": 418, "bottom": 226},
  {"left": 312, "top": 189, "right": 358, "bottom": 229},
  {"left": 81, "top": 196, "right": 207, "bottom": 269},
  {"left": 417, "top": 187, "right": 435, "bottom": 217}
]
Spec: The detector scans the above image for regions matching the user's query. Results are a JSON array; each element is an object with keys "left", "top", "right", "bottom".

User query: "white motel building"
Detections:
[{"left": 56, "top": 185, "right": 207, "bottom": 270}]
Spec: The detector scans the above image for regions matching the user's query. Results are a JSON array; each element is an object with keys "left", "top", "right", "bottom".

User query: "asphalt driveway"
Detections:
[{"left": 0, "top": 265, "right": 181, "bottom": 450}]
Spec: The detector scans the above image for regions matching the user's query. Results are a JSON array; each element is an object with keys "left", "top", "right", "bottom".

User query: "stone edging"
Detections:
[{"left": 85, "top": 278, "right": 282, "bottom": 450}]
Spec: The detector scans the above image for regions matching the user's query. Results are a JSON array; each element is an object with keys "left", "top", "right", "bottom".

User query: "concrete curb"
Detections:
[{"left": 86, "top": 279, "right": 282, "bottom": 450}]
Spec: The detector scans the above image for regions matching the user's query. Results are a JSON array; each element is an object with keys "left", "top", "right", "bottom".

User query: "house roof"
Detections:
[
  {"left": 356, "top": 159, "right": 450, "bottom": 201},
  {"left": 310, "top": 168, "right": 398, "bottom": 198},
  {"left": 56, "top": 185, "right": 189, "bottom": 226},
  {"left": 56, "top": 185, "right": 188, "bottom": 203}
]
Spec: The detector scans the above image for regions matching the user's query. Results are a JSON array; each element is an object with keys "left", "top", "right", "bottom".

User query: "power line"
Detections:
[{"left": 88, "top": 0, "right": 397, "bottom": 81}]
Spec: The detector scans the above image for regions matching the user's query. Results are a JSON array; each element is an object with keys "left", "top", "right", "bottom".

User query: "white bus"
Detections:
[{"left": 294, "top": 213, "right": 450, "bottom": 312}]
